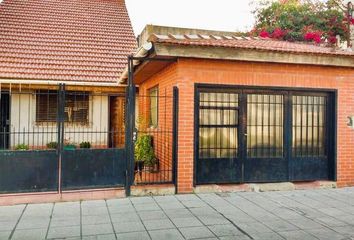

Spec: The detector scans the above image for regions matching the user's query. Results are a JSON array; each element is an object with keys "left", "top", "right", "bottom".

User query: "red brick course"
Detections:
[{"left": 139, "top": 58, "right": 354, "bottom": 193}]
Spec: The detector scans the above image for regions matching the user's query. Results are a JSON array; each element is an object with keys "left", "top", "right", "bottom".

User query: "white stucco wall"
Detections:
[{"left": 10, "top": 93, "right": 109, "bottom": 148}]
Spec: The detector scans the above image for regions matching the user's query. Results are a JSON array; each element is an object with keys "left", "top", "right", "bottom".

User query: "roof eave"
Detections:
[
  {"left": 0, "top": 78, "right": 127, "bottom": 87},
  {"left": 154, "top": 43, "right": 354, "bottom": 68}
]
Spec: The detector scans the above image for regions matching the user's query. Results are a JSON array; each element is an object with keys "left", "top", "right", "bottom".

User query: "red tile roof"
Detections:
[
  {"left": 0, "top": 0, "right": 137, "bottom": 84},
  {"left": 150, "top": 34, "right": 354, "bottom": 57}
]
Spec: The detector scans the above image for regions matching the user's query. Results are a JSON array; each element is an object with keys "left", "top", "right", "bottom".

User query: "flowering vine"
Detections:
[{"left": 251, "top": 0, "right": 352, "bottom": 45}]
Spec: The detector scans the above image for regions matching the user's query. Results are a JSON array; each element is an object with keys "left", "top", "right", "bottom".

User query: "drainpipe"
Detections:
[{"left": 118, "top": 42, "right": 153, "bottom": 84}]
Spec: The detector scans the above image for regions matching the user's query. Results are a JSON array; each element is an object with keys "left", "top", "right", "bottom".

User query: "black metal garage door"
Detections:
[{"left": 195, "top": 85, "right": 336, "bottom": 184}]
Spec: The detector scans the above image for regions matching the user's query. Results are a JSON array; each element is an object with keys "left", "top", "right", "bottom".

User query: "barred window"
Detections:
[
  {"left": 199, "top": 92, "right": 239, "bottom": 159},
  {"left": 36, "top": 91, "right": 89, "bottom": 124}
]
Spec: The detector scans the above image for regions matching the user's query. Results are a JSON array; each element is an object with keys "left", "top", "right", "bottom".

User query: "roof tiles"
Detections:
[
  {"left": 150, "top": 34, "right": 354, "bottom": 57},
  {"left": 0, "top": 0, "right": 137, "bottom": 84}
]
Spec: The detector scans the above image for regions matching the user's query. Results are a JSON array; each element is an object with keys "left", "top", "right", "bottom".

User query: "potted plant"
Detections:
[
  {"left": 15, "top": 144, "right": 29, "bottom": 151},
  {"left": 134, "top": 135, "right": 157, "bottom": 172},
  {"left": 79, "top": 141, "right": 91, "bottom": 149},
  {"left": 64, "top": 139, "right": 76, "bottom": 150}
]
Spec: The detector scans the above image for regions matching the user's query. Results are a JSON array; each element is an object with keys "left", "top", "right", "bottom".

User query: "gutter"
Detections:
[
  {"left": 0, "top": 79, "right": 126, "bottom": 87},
  {"left": 118, "top": 42, "right": 153, "bottom": 84}
]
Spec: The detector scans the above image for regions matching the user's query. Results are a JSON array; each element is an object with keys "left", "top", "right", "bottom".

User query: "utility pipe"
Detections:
[{"left": 118, "top": 42, "right": 153, "bottom": 84}]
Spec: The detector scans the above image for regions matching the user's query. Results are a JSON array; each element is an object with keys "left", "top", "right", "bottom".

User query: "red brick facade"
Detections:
[{"left": 138, "top": 58, "right": 354, "bottom": 193}]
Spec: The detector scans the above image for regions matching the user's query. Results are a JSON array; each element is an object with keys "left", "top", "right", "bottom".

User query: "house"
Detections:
[
  {"left": 121, "top": 25, "right": 354, "bottom": 194},
  {"left": 0, "top": 0, "right": 135, "bottom": 201}
]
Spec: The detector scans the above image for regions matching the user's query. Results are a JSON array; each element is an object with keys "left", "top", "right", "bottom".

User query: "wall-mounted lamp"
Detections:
[{"left": 347, "top": 116, "right": 354, "bottom": 128}]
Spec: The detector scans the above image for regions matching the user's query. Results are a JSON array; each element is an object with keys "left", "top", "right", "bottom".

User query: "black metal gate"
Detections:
[
  {"left": 0, "top": 84, "right": 127, "bottom": 194},
  {"left": 195, "top": 85, "right": 336, "bottom": 185}
]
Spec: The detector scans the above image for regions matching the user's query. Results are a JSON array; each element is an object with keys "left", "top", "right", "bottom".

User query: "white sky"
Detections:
[{"left": 125, "top": 0, "right": 256, "bottom": 36}]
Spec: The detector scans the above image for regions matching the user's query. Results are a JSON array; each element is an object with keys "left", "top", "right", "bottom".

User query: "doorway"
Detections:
[
  {"left": 0, "top": 92, "right": 10, "bottom": 150},
  {"left": 195, "top": 85, "right": 335, "bottom": 184}
]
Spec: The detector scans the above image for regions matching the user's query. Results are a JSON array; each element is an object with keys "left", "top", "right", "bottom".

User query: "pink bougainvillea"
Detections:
[
  {"left": 328, "top": 36, "right": 337, "bottom": 44},
  {"left": 272, "top": 28, "right": 286, "bottom": 39},
  {"left": 252, "top": 0, "right": 350, "bottom": 45},
  {"left": 259, "top": 30, "right": 270, "bottom": 38},
  {"left": 304, "top": 31, "right": 322, "bottom": 44}
]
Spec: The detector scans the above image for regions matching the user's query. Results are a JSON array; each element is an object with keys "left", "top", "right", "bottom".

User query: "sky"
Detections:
[{"left": 125, "top": 0, "right": 256, "bottom": 36}]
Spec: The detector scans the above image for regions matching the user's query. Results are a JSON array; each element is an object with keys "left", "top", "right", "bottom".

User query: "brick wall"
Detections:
[
  {"left": 139, "top": 58, "right": 354, "bottom": 193},
  {"left": 137, "top": 63, "right": 178, "bottom": 182}
]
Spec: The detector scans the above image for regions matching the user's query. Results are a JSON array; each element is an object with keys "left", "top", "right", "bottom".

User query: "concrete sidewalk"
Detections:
[{"left": 0, "top": 188, "right": 354, "bottom": 240}]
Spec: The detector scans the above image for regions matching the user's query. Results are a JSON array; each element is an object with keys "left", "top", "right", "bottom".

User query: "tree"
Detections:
[{"left": 250, "top": 0, "right": 353, "bottom": 45}]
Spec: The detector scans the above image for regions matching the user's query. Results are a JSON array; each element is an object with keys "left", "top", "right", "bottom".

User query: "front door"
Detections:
[
  {"left": 0, "top": 92, "right": 10, "bottom": 149},
  {"left": 195, "top": 86, "right": 335, "bottom": 185},
  {"left": 196, "top": 90, "right": 243, "bottom": 184},
  {"left": 243, "top": 93, "right": 288, "bottom": 182}
]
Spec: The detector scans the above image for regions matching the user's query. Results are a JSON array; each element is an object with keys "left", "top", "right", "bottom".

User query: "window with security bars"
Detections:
[
  {"left": 199, "top": 92, "right": 239, "bottom": 159},
  {"left": 247, "top": 94, "right": 284, "bottom": 158},
  {"left": 149, "top": 86, "right": 158, "bottom": 127},
  {"left": 292, "top": 95, "right": 326, "bottom": 157},
  {"left": 36, "top": 91, "right": 89, "bottom": 124}
]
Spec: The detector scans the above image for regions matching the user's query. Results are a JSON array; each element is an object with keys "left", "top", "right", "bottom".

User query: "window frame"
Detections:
[
  {"left": 35, "top": 90, "right": 90, "bottom": 125},
  {"left": 148, "top": 86, "right": 159, "bottom": 128}
]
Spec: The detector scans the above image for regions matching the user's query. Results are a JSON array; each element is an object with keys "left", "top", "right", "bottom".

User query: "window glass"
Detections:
[
  {"left": 149, "top": 87, "right": 158, "bottom": 127},
  {"left": 36, "top": 91, "right": 89, "bottom": 124},
  {"left": 247, "top": 94, "right": 284, "bottom": 158},
  {"left": 292, "top": 95, "right": 326, "bottom": 157},
  {"left": 199, "top": 92, "right": 239, "bottom": 159}
]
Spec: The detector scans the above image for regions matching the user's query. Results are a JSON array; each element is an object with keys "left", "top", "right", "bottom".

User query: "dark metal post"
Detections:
[
  {"left": 57, "top": 83, "right": 66, "bottom": 193},
  {"left": 125, "top": 55, "right": 136, "bottom": 196},
  {"left": 347, "top": 2, "right": 353, "bottom": 48},
  {"left": 285, "top": 94, "right": 292, "bottom": 181},
  {"left": 172, "top": 87, "right": 179, "bottom": 193}
]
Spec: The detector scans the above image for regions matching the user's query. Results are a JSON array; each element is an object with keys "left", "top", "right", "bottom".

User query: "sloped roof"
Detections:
[
  {"left": 0, "top": 0, "right": 137, "bottom": 84},
  {"left": 149, "top": 34, "right": 354, "bottom": 57}
]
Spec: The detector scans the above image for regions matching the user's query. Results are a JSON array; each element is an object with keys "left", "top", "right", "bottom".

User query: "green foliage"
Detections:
[
  {"left": 46, "top": 142, "right": 58, "bottom": 149},
  {"left": 79, "top": 142, "right": 91, "bottom": 149},
  {"left": 15, "top": 144, "right": 29, "bottom": 151},
  {"left": 252, "top": 0, "right": 348, "bottom": 44},
  {"left": 134, "top": 135, "right": 156, "bottom": 166}
]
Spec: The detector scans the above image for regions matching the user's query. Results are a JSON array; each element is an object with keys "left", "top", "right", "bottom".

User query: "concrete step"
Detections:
[{"left": 194, "top": 181, "right": 337, "bottom": 194}]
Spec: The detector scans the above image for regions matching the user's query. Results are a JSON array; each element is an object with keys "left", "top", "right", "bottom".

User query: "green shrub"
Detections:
[
  {"left": 134, "top": 135, "right": 156, "bottom": 166},
  {"left": 15, "top": 144, "right": 29, "bottom": 151},
  {"left": 46, "top": 142, "right": 58, "bottom": 149},
  {"left": 79, "top": 141, "right": 91, "bottom": 149}
]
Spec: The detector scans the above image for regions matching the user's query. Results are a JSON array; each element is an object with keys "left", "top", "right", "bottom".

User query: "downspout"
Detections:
[{"left": 118, "top": 42, "right": 153, "bottom": 84}]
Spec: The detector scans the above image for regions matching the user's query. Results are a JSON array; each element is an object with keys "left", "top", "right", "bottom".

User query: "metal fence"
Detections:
[
  {"left": 0, "top": 84, "right": 127, "bottom": 193},
  {"left": 133, "top": 87, "right": 178, "bottom": 185}
]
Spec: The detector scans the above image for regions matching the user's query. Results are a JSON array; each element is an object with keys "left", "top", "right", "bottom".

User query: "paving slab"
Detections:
[
  {"left": 142, "top": 218, "right": 175, "bottom": 231},
  {"left": 50, "top": 216, "right": 80, "bottom": 227},
  {"left": 82, "top": 223, "right": 114, "bottom": 236},
  {"left": 82, "top": 234, "right": 116, "bottom": 240},
  {"left": 11, "top": 228, "right": 47, "bottom": 240},
  {"left": 179, "top": 226, "right": 215, "bottom": 239},
  {"left": 116, "top": 231, "right": 150, "bottom": 240},
  {"left": 0, "top": 231, "right": 12, "bottom": 240},
  {"left": 170, "top": 217, "right": 203, "bottom": 228},
  {"left": 47, "top": 225, "right": 81, "bottom": 239},
  {"left": 207, "top": 224, "right": 244, "bottom": 237},
  {"left": 149, "top": 229, "right": 184, "bottom": 240},
  {"left": 113, "top": 221, "right": 145, "bottom": 233}
]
